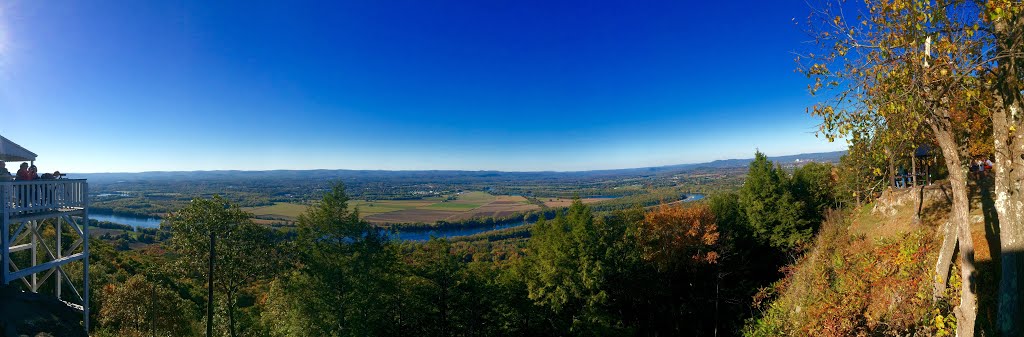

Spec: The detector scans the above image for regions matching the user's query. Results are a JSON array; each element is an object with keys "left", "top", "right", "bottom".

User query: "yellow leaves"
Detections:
[
  {"left": 966, "top": 23, "right": 979, "bottom": 37},
  {"left": 990, "top": 5, "right": 1007, "bottom": 22},
  {"left": 834, "top": 15, "right": 843, "bottom": 26},
  {"left": 932, "top": 308, "right": 956, "bottom": 336},
  {"left": 808, "top": 63, "right": 831, "bottom": 76}
]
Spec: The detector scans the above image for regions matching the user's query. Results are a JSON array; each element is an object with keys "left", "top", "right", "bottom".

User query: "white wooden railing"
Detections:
[{"left": 1, "top": 180, "right": 88, "bottom": 216}]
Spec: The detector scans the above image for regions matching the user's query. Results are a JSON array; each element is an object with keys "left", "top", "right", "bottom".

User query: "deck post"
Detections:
[
  {"left": 83, "top": 182, "right": 90, "bottom": 333},
  {"left": 30, "top": 220, "right": 37, "bottom": 291},
  {"left": 56, "top": 216, "right": 62, "bottom": 299},
  {"left": 2, "top": 183, "right": 8, "bottom": 285}
]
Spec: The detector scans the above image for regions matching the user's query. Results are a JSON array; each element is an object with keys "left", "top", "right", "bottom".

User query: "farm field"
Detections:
[
  {"left": 350, "top": 200, "right": 436, "bottom": 215},
  {"left": 446, "top": 195, "right": 538, "bottom": 221},
  {"left": 540, "top": 197, "right": 614, "bottom": 208},
  {"left": 246, "top": 192, "right": 559, "bottom": 224},
  {"left": 364, "top": 209, "right": 464, "bottom": 224},
  {"left": 245, "top": 202, "right": 309, "bottom": 220}
]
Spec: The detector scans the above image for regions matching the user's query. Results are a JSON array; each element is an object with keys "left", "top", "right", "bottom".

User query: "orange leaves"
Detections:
[{"left": 639, "top": 203, "right": 720, "bottom": 270}]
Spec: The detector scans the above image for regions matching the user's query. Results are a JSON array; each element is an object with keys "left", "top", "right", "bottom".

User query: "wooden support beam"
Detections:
[{"left": 7, "top": 253, "right": 85, "bottom": 282}]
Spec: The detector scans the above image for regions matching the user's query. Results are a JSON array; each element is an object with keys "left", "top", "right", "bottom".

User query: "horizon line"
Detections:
[{"left": 65, "top": 150, "right": 846, "bottom": 175}]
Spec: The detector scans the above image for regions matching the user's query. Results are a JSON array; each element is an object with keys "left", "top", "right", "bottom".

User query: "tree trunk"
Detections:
[
  {"left": 714, "top": 269, "right": 721, "bottom": 337},
  {"left": 992, "top": 17, "right": 1024, "bottom": 334},
  {"left": 228, "top": 290, "right": 237, "bottom": 337},
  {"left": 933, "top": 125, "right": 978, "bottom": 337},
  {"left": 151, "top": 283, "right": 157, "bottom": 337},
  {"left": 934, "top": 220, "right": 958, "bottom": 300},
  {"left": 912, "top": 154, "right": 918, "bottom": 187},
  {"left": 993, "top": 97, "right": 1024, "bottom": 337},
  {"left": 887, "top": 148, "right": 897, "bottom": 188},
  {"left": 207, "top": 233, "right": 216, "bottom": 337}
]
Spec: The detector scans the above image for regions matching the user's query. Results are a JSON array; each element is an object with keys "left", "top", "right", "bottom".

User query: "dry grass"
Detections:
[
  {"left": 749, "top": 180, "right": 1001, "bottom": 336},
  {"left": 494, "top": 195, "right": 530, "bottom": 203}
]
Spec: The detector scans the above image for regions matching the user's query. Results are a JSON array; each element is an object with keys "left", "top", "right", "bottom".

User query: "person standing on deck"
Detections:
[
  {"left": 0, "top": 160, "right": 11, "bottom": 180},
  {"left": 15, "top": 163, "right": 32, "bottom": 180},
  {"left": 27, "top": 165, "right": 39, "bottom": 180}
]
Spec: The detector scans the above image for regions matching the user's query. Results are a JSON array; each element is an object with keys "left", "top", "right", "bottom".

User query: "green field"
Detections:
[
  {"left": 247, "top": 192, "right": 515, "bottom": 223},
  {"left": 245, "top": 202, "right": 309, "bottom": 220},
  {"left": 349, "top": 200, "right": 430, "bottom": 215},
  {"left": 454, "top": 191, "right": 496, "bottom": 204},
  {"left": 418, "top": 191, "right": 495, "bottom": 211}
]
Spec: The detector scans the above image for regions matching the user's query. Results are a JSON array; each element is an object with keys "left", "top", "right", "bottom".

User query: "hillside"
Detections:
[{"left": 745, "top": 182, "right": 999, "bottom": 336}]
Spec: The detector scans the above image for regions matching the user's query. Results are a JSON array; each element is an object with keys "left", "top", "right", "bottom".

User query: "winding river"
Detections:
[{"left": 88, "top": 194, "right": 705, "bottom": 241}]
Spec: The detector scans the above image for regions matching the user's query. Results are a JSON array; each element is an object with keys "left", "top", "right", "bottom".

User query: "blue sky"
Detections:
[{"left": 0, "top": 0, "right": 844, "bottom": 173}]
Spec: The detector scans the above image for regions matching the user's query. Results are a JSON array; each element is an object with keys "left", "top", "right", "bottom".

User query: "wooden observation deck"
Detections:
[
  {"left": 1, "top": 179, "right": 90, "bottom": 330},
  {"left": 0, "top": 134, "right": 90, "bottom": 331}
]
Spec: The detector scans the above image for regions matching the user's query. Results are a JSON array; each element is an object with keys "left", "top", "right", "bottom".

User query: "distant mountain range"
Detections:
[
  {"left": 684, "top": 150, "right": 846, "bottom": 169},
  {"left": 72, "top": 151, "right": 845, "bottom": 183}
]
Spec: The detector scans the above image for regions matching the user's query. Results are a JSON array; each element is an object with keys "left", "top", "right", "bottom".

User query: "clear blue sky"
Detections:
[{"left": 0, "top": 0, "right": 844, "bottom": 173}]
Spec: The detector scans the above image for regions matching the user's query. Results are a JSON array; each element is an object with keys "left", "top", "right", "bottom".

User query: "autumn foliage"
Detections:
[
  {"left": 744, "top": 211, "right": 946, "bottom": 337},
  {"left": 640, "top": 203, "right": 720, "bottom": 270}
]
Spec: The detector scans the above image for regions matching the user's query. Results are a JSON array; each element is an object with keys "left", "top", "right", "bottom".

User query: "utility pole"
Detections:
[
  {"left": 207, "top": 231, "right": 216, "bottom": 337},
  {"left": 151, "top": 280, "right": 156, "bottom": 337}
]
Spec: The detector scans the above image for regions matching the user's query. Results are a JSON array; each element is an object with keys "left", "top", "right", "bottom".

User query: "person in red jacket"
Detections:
[
  {"left": 15, "top": 162, "right": 31, "bottom": 180},
  {"left": 16, "top": 164, "right": 39, "bottom": 181}
]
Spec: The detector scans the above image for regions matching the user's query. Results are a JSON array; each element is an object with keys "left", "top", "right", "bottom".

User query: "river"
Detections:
[
  {"left": 89, "top": 211, "right": 163, "bottom": 229},
  {"left": 88, "top": 194, "right": 705, "bottom": 240}
]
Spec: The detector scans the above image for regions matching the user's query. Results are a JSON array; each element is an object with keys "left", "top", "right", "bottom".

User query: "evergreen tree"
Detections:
[
  {"left": 738, "top": 151, "right": 812, "bottom": 251},
  {"left": 791, "top": 162, "right": 836, "bottom": 225},
  {"left": 288, "top": 182, "right": 401, "bottom": 336},
  {"left": 523, "top": 199, "right": 621, "bottom": 335}
]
